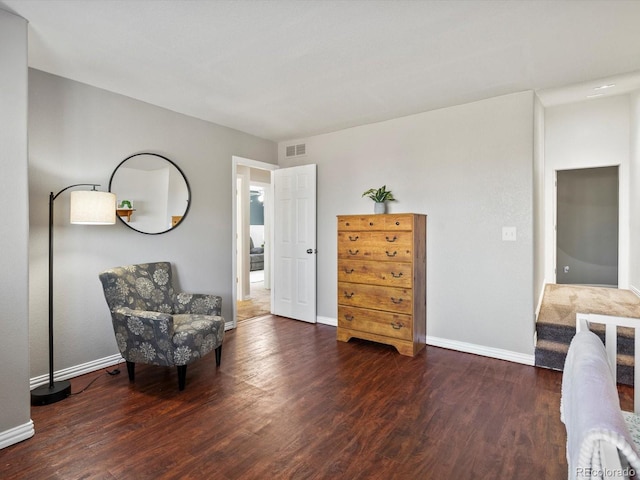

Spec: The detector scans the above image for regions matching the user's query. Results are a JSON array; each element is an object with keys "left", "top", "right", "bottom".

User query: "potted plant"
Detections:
[{"left": 362, "top": 185, "right": 395, "bottom": 214}]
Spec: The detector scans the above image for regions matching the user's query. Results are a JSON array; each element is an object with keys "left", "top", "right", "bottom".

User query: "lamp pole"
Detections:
[{"left": 30, "top": 184, "right": 101, "bottom": 406}]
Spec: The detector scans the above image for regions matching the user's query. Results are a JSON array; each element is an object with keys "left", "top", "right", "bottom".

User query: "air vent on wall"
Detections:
[{"left": 285, "top": 143, "right": 307, "bottom": 158}]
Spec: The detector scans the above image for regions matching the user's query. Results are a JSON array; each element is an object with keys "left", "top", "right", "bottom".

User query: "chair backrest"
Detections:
[{"left": 99, "top": 262, "right": 176, "bottom": 313}]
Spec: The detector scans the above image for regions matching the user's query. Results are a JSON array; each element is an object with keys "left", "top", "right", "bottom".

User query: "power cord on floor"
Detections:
[{"left": 69, "top": 361, "right": 124, "bottom": 396}]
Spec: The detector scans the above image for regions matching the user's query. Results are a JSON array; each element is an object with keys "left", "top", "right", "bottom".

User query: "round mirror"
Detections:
[{"left": 109, "top": 153, "right": 191, "bottom": 234}]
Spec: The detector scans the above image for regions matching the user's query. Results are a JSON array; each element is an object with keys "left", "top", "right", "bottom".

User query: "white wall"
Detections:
[
  {"left": 279, "top": 91, "right": 536, "bottom": 358},
  {"left": 630, "top": 92, "right": 640, "bottom": 295},
  {"left": 236, "top": 165, "right": 251, "bottom": 299},
  {"left": 533, "top": 95, "right": 546, "bottom": 310},
  {"left": 117, "top": 166, "right": 170, "bottom": 232},
  {"left": 0, "top": 9, "right": 33, "bottom": 448},
  {"left": 168, "top": 166, "right": 189, "bottom": 226},
  {"left": 28, "top": 70, "right": 277, "bottom": 381},
  {"left": 544, "top": 95, "right": 630, "bottom": 288}
]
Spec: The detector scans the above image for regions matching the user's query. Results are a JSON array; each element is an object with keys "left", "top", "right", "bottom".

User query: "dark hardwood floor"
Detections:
[{"left": 3, "top": 315, "right": 627, "bottom": 479}]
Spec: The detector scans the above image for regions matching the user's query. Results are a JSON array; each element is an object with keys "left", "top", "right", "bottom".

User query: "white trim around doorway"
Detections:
[{"left": 231, "top": 156, "right": 278, "bottom": 328}]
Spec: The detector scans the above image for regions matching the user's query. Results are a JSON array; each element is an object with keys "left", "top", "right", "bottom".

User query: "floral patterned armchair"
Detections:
[{"left": 98, "top": 262, "right": 225, "bottom": 391}]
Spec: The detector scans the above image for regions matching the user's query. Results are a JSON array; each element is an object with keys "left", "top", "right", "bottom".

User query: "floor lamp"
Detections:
[{"left": 30, "top": 184, "right": 116, "bottom": 406}]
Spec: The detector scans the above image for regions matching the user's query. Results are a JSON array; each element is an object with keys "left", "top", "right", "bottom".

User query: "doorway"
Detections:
[
  {"left": 232, "top": 157, "right": 277, "bottom": 325},
  {"left": 231, "top": 157, "right": 318, "bottom": 326},
  {"left": 556, "top": 166, "right": 619, "bottom": 287},
  {"left": 236, "top": 183, "right": 270, "bottom": 321}
]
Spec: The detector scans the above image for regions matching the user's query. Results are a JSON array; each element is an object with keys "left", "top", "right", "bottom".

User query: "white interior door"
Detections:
[{"left": 272, "top": 164, "right": 317, "bottom": 323}]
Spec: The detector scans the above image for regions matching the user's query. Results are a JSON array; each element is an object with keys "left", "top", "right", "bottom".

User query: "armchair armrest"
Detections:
[
  {"left": 113, "top": 307, "right": 172, "bottom": 321},
  {"left": 110, "top": 307, "right": 176, "bottom": 366},
  {"left": 112, "top": 307, "right": 174, "bottom": 335},
  {"left": 174, "top": 293, "right": 222, "bottom": 316}
]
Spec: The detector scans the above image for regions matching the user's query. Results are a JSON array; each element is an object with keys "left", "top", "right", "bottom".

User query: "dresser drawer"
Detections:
[
  {"left": 382, "top": 214, "right": 415, "bottom": 230},
  {"left": 338, "top": 259, "right": 412, "bottom": 288},
  {"left": 338, "top": 305, "right": 413, "bottom": 341},
  {"left": 337, "top": 214, "right": 415, "bottom": 232},
  {"left": 338, "top": 281, "right": 413, "bottom": 314},
  {"left": 338, "top": 231, "right": 413, "bottom": 262},
  {"left": 337, "top": 216, "right": 381, "bottom": 231}
]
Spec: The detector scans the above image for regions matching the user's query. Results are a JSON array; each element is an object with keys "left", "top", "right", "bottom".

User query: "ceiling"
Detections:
[{"left": 2, "top": 0, "right": 640, "bottom": 142}]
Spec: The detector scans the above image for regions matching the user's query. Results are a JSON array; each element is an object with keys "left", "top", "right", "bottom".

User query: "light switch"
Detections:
[{"left": 502, "top": 226, "right": 517, "bottom": 241}]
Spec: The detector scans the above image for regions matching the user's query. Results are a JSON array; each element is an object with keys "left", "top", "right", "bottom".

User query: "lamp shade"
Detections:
[{"left": 70, "top": 190, "right": 116, "bottom": 225}]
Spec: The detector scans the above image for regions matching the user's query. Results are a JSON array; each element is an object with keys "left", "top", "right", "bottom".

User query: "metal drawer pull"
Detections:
[
  {"left": 395, "top": 221, "right": 400, "bottom": 225},
  {"left": 390, "top": 322, "right": 405, "bottom": 330},
  {"left": 391, "top": 272, "right": 403, "bottom": 278},
  {"left": 344, "top": 292, "right": 355, "bottom": 299},
  {"left": 385, "top": 235, "right": 397, "bottom": 242},
  {"left": 344, "top": 315, "right": 354, "bottom": 321},
  {"left": 349, "top": 235, "right": 359, "bottom": 241},
  {"left": 369, "top": 222, "right": 374, "bottom": 226},
  {"left": 390, "top": 297, "right": 404, "bottom": 304},
  {"left": 348, "top": 249, "right": 359, "bottom": 255},
  {"left": 344, "top": 268, "right": 354, "bottom": 274},
  {"left": 385, "top": 251, "right": 397, "bottom": 257}
]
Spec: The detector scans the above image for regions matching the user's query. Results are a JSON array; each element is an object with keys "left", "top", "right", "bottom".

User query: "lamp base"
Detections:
[{"left": 30, "top": 380, "right": 71, "bottom": 406}]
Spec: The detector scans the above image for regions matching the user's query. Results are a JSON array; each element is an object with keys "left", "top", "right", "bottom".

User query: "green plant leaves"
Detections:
[{"left": 361, "top": 185, "right": 395, "bottom": 202}]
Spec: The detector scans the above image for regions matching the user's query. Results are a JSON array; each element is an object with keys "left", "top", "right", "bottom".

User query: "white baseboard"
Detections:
[
  {"left": 426, "top": 335, "right": 535, "bottom": 366},
  {"left": 630, "top": 284, "right": 640, "bottom": 298},
  {"left": 30, "top": 353, "right": 124, "bottom": 390},
  {"left": 312, "top": 317, "right": 533, "bottom": 365},
  {"left": 0, "top": 420, "right": 34, "bottom": 450},
  {"left": 317, "top": 316, "right": 337, "bottom": 327}
]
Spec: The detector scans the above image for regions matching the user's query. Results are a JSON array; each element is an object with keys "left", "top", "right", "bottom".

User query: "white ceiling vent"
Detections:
[{"left": 285, "top": 143, "right": 306, "bottom": 158}]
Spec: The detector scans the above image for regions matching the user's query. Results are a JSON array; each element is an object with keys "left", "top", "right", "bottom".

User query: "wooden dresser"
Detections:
[{"left": 337, "top": 213, "right": 426, "bottom": 356}]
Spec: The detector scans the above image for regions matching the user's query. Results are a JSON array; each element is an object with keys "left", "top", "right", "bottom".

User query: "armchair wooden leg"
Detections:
[
  {"left": 215, "top": 345, "right": 222, "bottom": 366},
  {"left": 177, "top": 365, "right": 187, "bottom": 391},
  {"left": 126, "top": 361, "right": 135, "bottom": 383}
]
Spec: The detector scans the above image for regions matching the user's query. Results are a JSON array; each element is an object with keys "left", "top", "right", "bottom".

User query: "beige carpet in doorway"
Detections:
[
  {"left": 237, "top": 281, "right": 271, "bottom": 321},
  {"left": 538, "top": 284, "right": 640, "bottom": 329}
]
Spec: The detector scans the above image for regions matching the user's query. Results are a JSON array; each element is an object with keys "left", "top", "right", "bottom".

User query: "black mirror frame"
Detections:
[{"left": 109, "top": 152, "right": 191, "bottom": 235}]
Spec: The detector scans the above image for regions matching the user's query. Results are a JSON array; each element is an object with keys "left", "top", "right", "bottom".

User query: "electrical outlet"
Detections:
[{"left": 502, "top": 226, "right": 517, "bottom": 241}]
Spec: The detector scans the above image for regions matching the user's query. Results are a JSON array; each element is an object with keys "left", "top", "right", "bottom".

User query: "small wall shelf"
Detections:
[{"left": 116, "top": 208, "right": 135, "bottom": 222}]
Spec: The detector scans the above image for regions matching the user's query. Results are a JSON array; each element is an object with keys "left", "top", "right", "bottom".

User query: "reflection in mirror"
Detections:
[{"left": 109, "top": 153, "right": 190, "bottom": 234}]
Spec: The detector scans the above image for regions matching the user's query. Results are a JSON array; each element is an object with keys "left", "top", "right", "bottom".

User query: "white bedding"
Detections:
[{"left": 561, "top": 330, "right": 640, "bottom": 479}]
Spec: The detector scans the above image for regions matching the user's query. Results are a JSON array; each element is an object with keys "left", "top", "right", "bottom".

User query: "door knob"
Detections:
[{"left": 306, "top": 249, "right": 317, "bottom": 254}]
